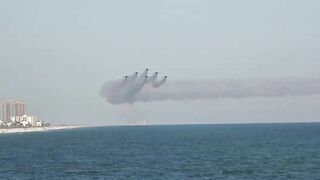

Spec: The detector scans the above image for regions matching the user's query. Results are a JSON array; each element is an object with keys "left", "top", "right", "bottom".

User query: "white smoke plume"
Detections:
[{"left": 100, "top": 70, "right": 320, "bottom": 105}]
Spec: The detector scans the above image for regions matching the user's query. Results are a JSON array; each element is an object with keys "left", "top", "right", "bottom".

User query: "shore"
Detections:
[{"left": 0, "top": 125, "right": 88, "bottom": 134}]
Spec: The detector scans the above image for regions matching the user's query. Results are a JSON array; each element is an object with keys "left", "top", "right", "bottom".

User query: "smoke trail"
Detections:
[
  {"left": 147, "top": 72, "right": 158, "bottom": 84},
  {"left": 139, "top": 69, "right": 149, "bottom": 79},
  {"left": 100, "top": 69, "right": 167, "bottom": 104},
  {"left": 100, "top": 72, "right": 320, "bottom": 105},
  {"left": 152, "top": 76, "right": 167, "bottom": 88},
  {"left": 138, "top": 78, "right": 320, "bottom": 101}
]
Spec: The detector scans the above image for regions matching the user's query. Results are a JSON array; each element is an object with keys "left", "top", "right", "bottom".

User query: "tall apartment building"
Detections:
[{"left": 1, "top": 101, "right": 26, "bottom": 122}]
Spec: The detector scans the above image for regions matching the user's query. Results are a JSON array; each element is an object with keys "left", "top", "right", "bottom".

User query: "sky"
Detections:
[{"left": 0, "top": 0, "right": 320, "bottom": 125}]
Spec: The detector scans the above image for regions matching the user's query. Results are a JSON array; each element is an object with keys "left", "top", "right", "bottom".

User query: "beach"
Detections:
[{"left": 0, "top": 125, "right": 86, "bottom": 134}]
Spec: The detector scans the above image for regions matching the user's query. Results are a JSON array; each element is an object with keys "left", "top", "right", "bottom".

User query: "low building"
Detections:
[
  {"left": 10, "top": 116, "right": 20, "bottom": 123},
  {"left": 26, "top": 116, "right": 37, "bottom": 126},
  {"left": 36, "top": 121, "right": 43, "bottom": 127},
  {"left": 21, "top": 120, "right": 29, "bottom": 127},
  {"left": 5, "top": 115, "right": 42, "bottom": 127},
  {"left": 10, "top": 115, "right": 37, "bottom": 125}
]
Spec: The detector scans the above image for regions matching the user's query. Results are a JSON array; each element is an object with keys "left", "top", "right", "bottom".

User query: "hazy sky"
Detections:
[{"left": 1, "top": 0, "right": 320, "bottom": 125}]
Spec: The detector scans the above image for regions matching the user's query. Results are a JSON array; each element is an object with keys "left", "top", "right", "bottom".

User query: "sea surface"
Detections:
[{"left": 0, "top": 123, "right": 320, "bottom": 179}]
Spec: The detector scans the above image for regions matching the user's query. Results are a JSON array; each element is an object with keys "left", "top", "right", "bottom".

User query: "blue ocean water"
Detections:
[{"left": 0, "top": 123, "right": 320, "bottom": 179}]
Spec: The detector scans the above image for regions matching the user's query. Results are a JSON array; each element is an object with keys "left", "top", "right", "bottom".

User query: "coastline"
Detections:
[
  {"left": 0, "top": 125, "right": 88, "bottom": 134},
  {"left": 2, "top": 122, "right": 319, "bottom": 134}
]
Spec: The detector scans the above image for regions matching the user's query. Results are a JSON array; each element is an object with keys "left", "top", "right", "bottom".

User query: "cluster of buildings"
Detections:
[{"left": 0, "top": 100, "right": 49, "bottom": 128}]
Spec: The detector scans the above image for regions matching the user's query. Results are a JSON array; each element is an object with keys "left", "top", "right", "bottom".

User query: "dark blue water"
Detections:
[{"left": 0, "top": 123, "right": 320, "bottom": 179}]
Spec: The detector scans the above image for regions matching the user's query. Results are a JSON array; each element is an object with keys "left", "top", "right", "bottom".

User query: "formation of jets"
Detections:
[{"left": 124, "top": 68, "right": 167, "bottom": 80}]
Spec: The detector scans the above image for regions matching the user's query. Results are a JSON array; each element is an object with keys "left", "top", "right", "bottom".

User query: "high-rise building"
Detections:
[
  {"left": 1, "top": 101, "right": 11, "bottom": 122},
  {"left": 14, "top": 101, "right": 26, "bottom": 116},
  {"left": 1, "top": 101, "right": 26, "bottom": 122}
]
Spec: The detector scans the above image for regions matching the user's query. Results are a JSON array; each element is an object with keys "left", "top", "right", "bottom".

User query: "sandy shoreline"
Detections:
[{"left": 0, "top": 125, "right": 89, "bottom": 134}]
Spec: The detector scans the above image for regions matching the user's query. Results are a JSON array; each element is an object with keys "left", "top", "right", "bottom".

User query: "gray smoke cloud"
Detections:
[
  {"left": 100, "top": 69, "right": 167, "bottom": 105},
  {"left": 100, "top": 70, "right": 320, "bottom": 105}
]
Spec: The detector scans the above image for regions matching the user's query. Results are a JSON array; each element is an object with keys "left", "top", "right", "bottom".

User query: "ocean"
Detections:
[{"left": 0, "top": 123, "right": 319, "bottom": 179}]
